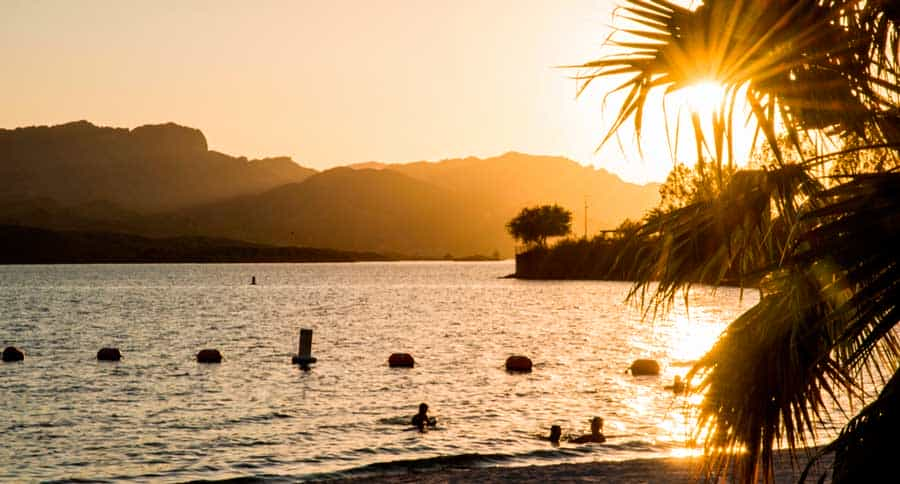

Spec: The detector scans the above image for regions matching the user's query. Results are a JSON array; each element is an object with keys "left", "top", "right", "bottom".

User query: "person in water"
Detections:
[
  {"left": 411, "top": 403, "right": 436, "bottom": 431},
  {"left": 664, "top": 375, "right": 686, "bottom": 394},
  {"left": 570, "top": 417, "right": 606, "bottom": 444},
  {"left": 542, "top": 425, "right": 562, "bottom": 444}
]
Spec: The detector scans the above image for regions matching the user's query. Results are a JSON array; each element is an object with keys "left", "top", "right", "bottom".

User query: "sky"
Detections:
[{"left": 1, "top": 0, "right": 738, "bottom": 184}]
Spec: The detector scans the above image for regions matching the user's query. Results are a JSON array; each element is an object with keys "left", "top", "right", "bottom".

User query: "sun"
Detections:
[
  {"left": 677, "top": 81, "right": 728, "bottom": 117},
  {"left": 644, "top": 79, "right": 756, "bottom": 172},
  {"left": 589, "top": 78, "right": 754, "bottom": 183}
]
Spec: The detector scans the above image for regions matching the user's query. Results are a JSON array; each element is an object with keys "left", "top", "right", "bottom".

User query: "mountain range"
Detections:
[{"left": 0, "top": 121, "right": 660, "bottom": 258}]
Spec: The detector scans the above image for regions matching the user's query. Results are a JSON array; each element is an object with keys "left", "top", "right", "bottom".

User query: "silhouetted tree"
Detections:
[
  {"left": 506, "top": 204, "right": 572, "bottom": 249},
  {"left": 658, "top": 158, "right": 736, "bottom": 211}
]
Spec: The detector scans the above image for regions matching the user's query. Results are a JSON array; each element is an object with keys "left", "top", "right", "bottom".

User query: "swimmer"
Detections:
[
  {"left": 664, "top": 375, "right": 686, "bottom": 394},
  {"left": 411, "top": 403, "right": 437, "bottom": 431},
  {"left": 570, "top": 417, "right": 606, "bottom": 444},
  {"left": 542, "top": 424, "right": 562, "bottom": 444}
]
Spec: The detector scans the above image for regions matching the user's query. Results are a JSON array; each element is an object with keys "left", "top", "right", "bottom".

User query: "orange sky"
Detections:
[{"left": 2, "top": 0, "right": 742, "bottom": 184}]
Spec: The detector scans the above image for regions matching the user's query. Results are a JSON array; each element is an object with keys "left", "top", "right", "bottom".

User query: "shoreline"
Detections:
[
  {"left": 315, "top": 448, "right": 833, "bottom": 483},
  {"left": 0, "top": 224, "right": 507, "bottom": 265}
]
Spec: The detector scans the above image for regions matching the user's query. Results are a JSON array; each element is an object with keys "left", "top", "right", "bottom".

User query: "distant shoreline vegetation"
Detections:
[
  {"left": 0, "top": 225, "right": 501, "bottom": 264},
  {"left": 508, "top": 166, "right": 758, "bottom": 286},
  {"left": 513, "top": 232, "right": 750, "bottom": 287},
  {"left": 513, "top": 233, "right": 638, "bottom": 281}
]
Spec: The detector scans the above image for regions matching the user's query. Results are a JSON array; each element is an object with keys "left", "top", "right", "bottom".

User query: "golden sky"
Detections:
[{"left": 1, "top": 0, "right": 748, "bottom": 184}]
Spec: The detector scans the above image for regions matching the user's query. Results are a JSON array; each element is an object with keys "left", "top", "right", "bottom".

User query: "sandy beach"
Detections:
[{"left": 319, "top": 449, "right": 833, "bottom": 483}]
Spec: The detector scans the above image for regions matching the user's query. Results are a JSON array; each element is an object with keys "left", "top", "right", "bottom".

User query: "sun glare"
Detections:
[
  {"left": 678, "top": 81, "right": 728, "bottom": 117},
  {"left": 667, "top": 313, "right": 726, "bottom": 364},
  {"left": 626, "top": 79, "right": 757, "bottom": 180}
]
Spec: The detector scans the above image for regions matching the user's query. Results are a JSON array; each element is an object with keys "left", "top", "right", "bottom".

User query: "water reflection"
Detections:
[
  {"left": 667, "top": 312, "right": 726, "bottom": 364},
  {"left": 0, "top": 262, "right": 762, "bottom": 482},
  {"left": 618, "top": 288, "right": 754, "bottom": 456}
]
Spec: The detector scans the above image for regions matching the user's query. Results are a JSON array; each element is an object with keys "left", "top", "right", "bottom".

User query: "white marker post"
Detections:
[{"left": 292, "top": 328, "right": 317, "bottom": 367}]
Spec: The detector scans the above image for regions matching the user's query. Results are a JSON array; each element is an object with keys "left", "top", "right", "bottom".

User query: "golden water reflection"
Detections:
[
  {"left": 623, "top": 288, "right": 749, "bottom": 457},
  {"left": 667, "top": 312, "right": 727, "bottom": 364}
]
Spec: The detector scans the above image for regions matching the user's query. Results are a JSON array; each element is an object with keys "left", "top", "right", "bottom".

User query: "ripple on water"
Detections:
[{"left": 0, "top": 262, "right": 765, "bottom": 482}]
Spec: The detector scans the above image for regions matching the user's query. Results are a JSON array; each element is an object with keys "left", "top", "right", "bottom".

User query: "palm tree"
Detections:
[{"left": 574, "top": 1, "right": 900, "bottom": 482}]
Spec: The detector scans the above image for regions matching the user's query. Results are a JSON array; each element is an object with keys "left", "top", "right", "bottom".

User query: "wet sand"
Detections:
[{"left": 318, "top": 448, "right": 833, "bottom": 483}]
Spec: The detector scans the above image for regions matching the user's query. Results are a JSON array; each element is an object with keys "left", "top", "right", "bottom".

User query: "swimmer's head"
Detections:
[
  {"left": 549, "top": 425, "right": 562, "bottom": 442},
  {"left": 591, "top": 417, "right": 603, "bottom": 434},
  {"left": 419, "top": 403, "right": 428, "bottom": 413}
]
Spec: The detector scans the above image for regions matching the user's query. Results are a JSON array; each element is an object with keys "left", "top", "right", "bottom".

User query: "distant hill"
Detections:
[
  {"left": 0, "top": 121, "right": 660, "bottom": 259},
  {"left": 0, "top": 121, "right": 316, "bottom": 212},
  {"left": 157, "top": 167, "right": 498, "bottom": 257},
  {"left": 162, "top": 155, "right": 660, "bottom": 257},
  {"left": 349, "top": 152, "right": 660, "bottom": 235}
]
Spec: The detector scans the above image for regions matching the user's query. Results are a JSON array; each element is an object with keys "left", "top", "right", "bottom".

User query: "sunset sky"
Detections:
[{"left": 1, "top": 0, "right": 735, "bottom": 184}]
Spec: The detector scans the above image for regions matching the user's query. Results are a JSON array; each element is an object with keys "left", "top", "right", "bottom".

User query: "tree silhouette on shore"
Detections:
[{"left": 506, "top": 204, "right": 572, "bottom": 250}]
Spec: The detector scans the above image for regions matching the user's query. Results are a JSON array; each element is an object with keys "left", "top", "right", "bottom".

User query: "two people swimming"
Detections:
[
  {"left": 539, "top": 376, "right": 681, "bottom": 445},
  {"left": 543, "top": 417, "right": 606, "bottom": 445}
]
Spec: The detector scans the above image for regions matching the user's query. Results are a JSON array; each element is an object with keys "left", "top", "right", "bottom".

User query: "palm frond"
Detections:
[
  {"left": 575, "top": 0, "right": 900, "bottom": 167},
  {"left": 799, "top": 174, "right": 900, "bottom": 373},
  {"left": 575, "top": 2, "right": 900, "bottom": 482},
  {"left": 623, "top": 166, "right": 821, "bottom": 311},
  {"left": 801, "top": 367, "right": 900, "bottom": 483},
  {"left": 688, "top": 269, "right": 855, "bottom": 483}
]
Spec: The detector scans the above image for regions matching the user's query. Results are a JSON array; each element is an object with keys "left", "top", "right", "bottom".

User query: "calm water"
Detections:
[{"left": 1, "top": 261, "right": 759, "bottom": 482}]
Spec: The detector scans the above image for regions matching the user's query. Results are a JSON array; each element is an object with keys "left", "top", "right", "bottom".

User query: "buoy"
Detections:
[
  {"left": 629, "top": 359, "right": 660, "bottom": 376},
  {"left": 97, "top": 347, "right": 122, "bottom": 361},
  {"left": 197, "top": 349, "right": 222, "bottom": 363},
  {"left": 292, "top": 328, "right": 317, "bottom": 366},
  {"left": 505, "top": 355, "right": 533, "bottom": 372},
  {"left": 2, "top": 346, "right": 24, "bottom": 362},
  {"left": 388, "top": 353, "right": 415, "bottom": 368}
]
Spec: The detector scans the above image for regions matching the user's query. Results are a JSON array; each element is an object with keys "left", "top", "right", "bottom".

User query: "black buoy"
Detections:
[
  {"left": 197, "top": 349, "right": 223, "bottom": 363},
  {"left": 388, "top": 353, "right": 415, "bottom": 368},
  {"left": 97, "top": 347, "right": 122, "bottom": 361},
  {"left": 2, "top": 346, "right": 24, "bottom": 362},
  {"left": 629, "top": 359, "right": 661, "bottom": 376},
  {"left": 292, "top": 328, "right": 317, "bottom": 367},
  {"left": 505, "top": 355, "right": 533, "bottom": 372}
]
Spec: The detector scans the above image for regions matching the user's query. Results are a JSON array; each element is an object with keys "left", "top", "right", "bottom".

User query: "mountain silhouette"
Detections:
[
  {"left": 157, "top": 167, "right": 494, "bottom": 256},
  {"left": 0, "top": 122, "right": 659, "bottom": 258},
  {"left": 0, "top": 121, "right": 315, "bottom": 212},
  {"left": 349, "top": 152, "right": 659, "bottom": 233}
]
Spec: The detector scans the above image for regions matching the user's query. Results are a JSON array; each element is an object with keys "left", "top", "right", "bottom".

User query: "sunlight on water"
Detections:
[
  {"left": 0, "top": 262, "right": 765, "bottom": 481},
  {"left": 666, "top": 312, "right": 726, "bottom": 364}
]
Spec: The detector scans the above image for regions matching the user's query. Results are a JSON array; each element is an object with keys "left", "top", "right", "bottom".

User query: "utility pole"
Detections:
[{"left": 583, "top": 195, "right": 589, "bottom": 239}]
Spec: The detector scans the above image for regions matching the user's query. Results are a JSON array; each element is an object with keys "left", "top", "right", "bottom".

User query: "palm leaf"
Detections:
[
  {"left": 624, "top": 166, "right": 821, "bottom": 311},
  {"left": 573, "top": 2, "right": 900, "bottom": 482},
  {"left": 801, "top": 367, "right": 900, "bottom": 483},
  {"left": 689, "top": 272, "right": 855, "bottom": 483}
]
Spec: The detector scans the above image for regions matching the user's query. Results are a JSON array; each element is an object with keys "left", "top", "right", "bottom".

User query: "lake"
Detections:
[{"left": 0, "top": 261, "right": 759, "bottom": 482}]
